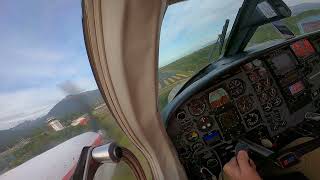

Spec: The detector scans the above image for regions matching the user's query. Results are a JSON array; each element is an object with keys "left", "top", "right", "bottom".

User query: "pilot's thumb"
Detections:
[{"left": 237, "top": 150, "right": 251, "bottom": 170}]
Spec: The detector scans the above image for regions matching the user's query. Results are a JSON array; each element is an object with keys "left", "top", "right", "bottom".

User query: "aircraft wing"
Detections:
[{"left": 0, "top": 132, "right": 102, "bottom": 180}]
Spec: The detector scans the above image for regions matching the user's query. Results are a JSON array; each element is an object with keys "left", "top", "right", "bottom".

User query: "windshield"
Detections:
[
  {"left": 247, "top": 0, "right": 320, "bottom": 49},
  {"left": 158, "top": 0, "right": 320, "bottom": 111},
  {"left": 158, "top": 0, "right": 244, "bottom": 111}
]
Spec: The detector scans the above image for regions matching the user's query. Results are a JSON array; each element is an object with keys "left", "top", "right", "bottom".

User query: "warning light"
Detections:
[{"left": 291, "top": 39, "right": 316, "bottom": 59}]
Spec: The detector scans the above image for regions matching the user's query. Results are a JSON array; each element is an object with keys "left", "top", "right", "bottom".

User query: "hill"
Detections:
[
  {"left": 0, "top": 89, "right": 104, "bottom": 152},
  {"left": 47, "top": 89, "right": 104, "bottom": 120}
]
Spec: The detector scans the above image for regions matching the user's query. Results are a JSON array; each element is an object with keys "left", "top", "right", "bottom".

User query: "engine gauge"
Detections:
[
  {"left": 259, "top": 92, "right": 269, "bottom": 104},
  {"left": 188, "top": 99, "right": 206, "bottom": 116},
  {"left": 228, "top": 79, "right": 246, "bottom": 98},
  {"left": 271, "top": 97, "right": 282, "bottom": 107},
  {"left": 260, "top": 77, "right": 273, "bottom": 88},
  {"left": 268, "top": 87, "right": 277, "bottom": 98},
  {"left": 262, "top": 103, "right": 273, "bottom": 112},
  {"left": 253, "top": 82, "right": 264, "bottom": 94},
  {"left": 197, "top": 116, "right": 214, "bottom": 132},
  {"left": 248, "top": 72, "right": 260, "bottom": 82},
  {"left": 236, "top": 95, "right": 253, "bottom": 114}
]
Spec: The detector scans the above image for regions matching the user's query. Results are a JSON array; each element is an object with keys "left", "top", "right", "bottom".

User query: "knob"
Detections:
[{"left": 261, "top": 138, "right": 273, "bottom": 148}]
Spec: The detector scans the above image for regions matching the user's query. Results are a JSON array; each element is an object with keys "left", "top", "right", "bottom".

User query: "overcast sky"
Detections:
[{"left": 0, "top": 0, "right": 318, "bottom": 130}]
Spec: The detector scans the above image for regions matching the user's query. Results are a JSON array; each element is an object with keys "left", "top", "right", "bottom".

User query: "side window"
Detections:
[
  {"left": 247, "top": 0, "right": 320, "bottom": 49},
  {"left": 0, "top": 1, "right": 150, "bottom": 179}
]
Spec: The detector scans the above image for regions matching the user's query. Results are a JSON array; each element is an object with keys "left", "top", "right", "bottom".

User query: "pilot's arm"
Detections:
[{"left": 223, "top": 150, "right": 262, "bottom": 180}]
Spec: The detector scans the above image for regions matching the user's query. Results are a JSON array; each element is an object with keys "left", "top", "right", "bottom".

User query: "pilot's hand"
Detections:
[{"left": 223, "top": 150, "right": 262, "bottom": 180}]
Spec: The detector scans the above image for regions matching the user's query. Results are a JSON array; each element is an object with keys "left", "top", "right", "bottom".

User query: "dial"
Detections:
[
  {"left": 177, "top": 111, "right": 186, "bottom": 120},
  {"left": 260, "top": 77, "right": 273, "bottom": 88},
  {"left": 217, "top": 108, "right": 241, "bottom": 129},
  {"left": 268, "top": 87, "right": 277, "bottom": 98},
  {"left": 243, "top": 110, "right": 262, "bottom": 128},
  {"left": 248, "top": 71, "right": 260, "bottom": 82},
  {"left": 259, "top": 92, "right": 269, "bottom": 104},
  {"left": 188, "top": 99, "right": 206, "bottom": 116},
  {"left": 236, "top": 95, "right": 254, "bottom": 114},
  {"left": 253, "top": 82, "right": 264, "bottom": 94},
  {"left": 262, "top": 103, "right": 273, "bottom": 112},
  {"left": 228, "top": 79, "right": 246, "bottom": 98},
  {"left": 271, "top": 97, "right": 282, "bottom": 107}
]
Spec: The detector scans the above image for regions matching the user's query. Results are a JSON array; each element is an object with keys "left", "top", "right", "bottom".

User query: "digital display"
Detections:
[
  {"left": 202, "top": 131, "right": 221, "bottom": 145},
  {"left": 289, "top": 81, "right": 305, "bottom": 95},
  {"left": 271, "top": 53, "right": 297, "bottom": 75},
  {"left": 209, "top": 88, "right": 230, "bottom": 109},
  {"left": 290, "top": 39, "right": 316, "bottom": 59}
]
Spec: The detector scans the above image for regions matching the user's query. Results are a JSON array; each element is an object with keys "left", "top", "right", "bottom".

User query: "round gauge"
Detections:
[
  {"left": 243, "top": 110, "right": 261, "bottom": 128},
  {"left": 262, "top": 103, "right": 273, "bottom": 112},
  {"left": 177, "top": 111, "right": 186, "bottom": 120},
  {"left": 271, "top": 97, "right": 282, "bottom": 107},
  {"left": 253, "top": 82, "right": 264, "bottom": 94},
  {"left": 260, "top": 77, "right": 272, "bottom": 88},
  {"left": 248, "top": 72, "right": 260, "bottom": 82},
  {"left": 219, "top": 110, "right": 240, "bottom": 129},
  {"left": 236, "top": 95, "right": 253, "bottom": 114},
  {"left": 197, "top": 116, "right": 214, "bottom": 132},
  {"left": 188, "top": 99, "right": 206, "bottom": 116},
  {"left": 252, "top": 59, "right": 262, "bottom": 67},
  {"left": 258, "top": 67, "right": 268, "bottom": 77},
  {"left": 243, "top": 62, "right": 254, "bottom": 71},
  {"left": 268, "top": 87, "right": 277, "bottom": 98},
  {"left": 259, "top": 92, "right": 269, "bottom": 104},
  {"left": 228, "top": 79, "right": 246, "bottom": 98}
]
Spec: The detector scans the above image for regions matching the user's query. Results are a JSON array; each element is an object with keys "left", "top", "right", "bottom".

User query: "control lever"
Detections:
[
  {"left": 305, "top": 112, "right": 320, "bottom": 121},
  {"left": 238, "top": 138, "right": 274, "bottom": 158}
]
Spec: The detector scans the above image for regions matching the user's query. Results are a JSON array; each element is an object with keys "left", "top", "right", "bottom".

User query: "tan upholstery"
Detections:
[
  {"left": 82, "top": 0, "right": 187, "bottom": 179},
  {"left": 260, "top": 137, "right": 320, "bottom": 180}
]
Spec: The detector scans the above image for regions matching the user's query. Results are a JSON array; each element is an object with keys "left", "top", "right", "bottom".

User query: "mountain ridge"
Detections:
[{"left": 0, "top": 89, "right": 104, "bottom": 152}]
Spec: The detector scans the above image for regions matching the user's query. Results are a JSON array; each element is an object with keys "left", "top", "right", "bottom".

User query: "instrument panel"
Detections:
[{"left": 165, "top": 35, "right": 320, "bottom": 180}]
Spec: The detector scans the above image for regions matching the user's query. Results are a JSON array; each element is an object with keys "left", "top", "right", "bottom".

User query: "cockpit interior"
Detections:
[{"left": 161, "top": 1, "right": 320, "bottom": 179}]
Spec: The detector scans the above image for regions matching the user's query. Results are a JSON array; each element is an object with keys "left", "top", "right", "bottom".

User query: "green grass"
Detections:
[
  {"left": 5, "top": 125, "right": 89, "bottom": 169},
  {"left": 249, "top": 9, "right": 320, "bottom": 46}
]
